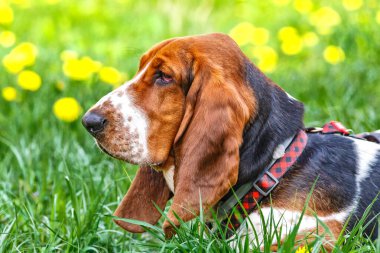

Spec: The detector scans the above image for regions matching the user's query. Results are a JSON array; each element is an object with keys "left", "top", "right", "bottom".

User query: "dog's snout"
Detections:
[{"left": 82, "top": 111, "right": 107, "bottom": 135}]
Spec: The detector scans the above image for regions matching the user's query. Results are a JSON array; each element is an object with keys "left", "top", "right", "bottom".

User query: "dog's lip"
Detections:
[
  {"left": 95, "top": 141, "right": 164, "bottom": 167},
  {"left": 96, "top": 141, "right": 118, "bottom": 160}
]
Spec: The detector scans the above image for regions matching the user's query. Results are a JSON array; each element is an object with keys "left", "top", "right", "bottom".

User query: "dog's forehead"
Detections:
[{"left": 141, "top": 34, "right": 234, "bottom": 65}]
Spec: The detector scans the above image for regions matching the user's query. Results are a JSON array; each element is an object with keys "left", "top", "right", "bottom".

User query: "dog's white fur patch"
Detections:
[
  {"left": 353, "top": 138, "right": 380, "bottom": 183},
  {"left": 92, "top": 63, "right": 151, "bottom": 164},
  {"left": 351, "top": 138, "right": 380, "bottom": 209},
  {"left": 163, "top": 166, "right": 175, "bottom": 193},
  {"left": 286, "top": 92, "right": 299, "bottom": 102},
  {"left": 235, "top": 207, "right": 349, "bottom": 249}
]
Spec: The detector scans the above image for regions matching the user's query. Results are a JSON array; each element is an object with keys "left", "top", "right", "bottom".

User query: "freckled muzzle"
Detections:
[{"left": 82, "top": 88, "right": 150, "bottom": 165}]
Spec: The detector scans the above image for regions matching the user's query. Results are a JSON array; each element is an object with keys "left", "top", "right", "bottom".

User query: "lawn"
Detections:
[{"left": 1, "top": 0, "right": 380, "bottom": 252}]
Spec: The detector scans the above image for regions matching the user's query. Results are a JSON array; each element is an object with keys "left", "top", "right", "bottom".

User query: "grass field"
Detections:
[{"left": 1, "top": 0, "right": 380, "bottom": 252}]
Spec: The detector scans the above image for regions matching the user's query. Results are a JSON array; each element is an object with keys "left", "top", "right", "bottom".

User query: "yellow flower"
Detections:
[
  {"left": 2, "top": 86, "right": 17, "bottom": 101},
  {"left": 53, "top": 97, "right": 82, "bottom": 122},
  {"left": 0, "top": 31, "right": 16, "bottom": 48},
  {"left": 342, "top": 0, "right": 363, "bottom": 11},
  {"left": 278, "top": 26, "right": 298, "bottom": 41},
  {"left": 17, "top": 70, "right": 42, "bottom": 91},
  {"left": 323, "top": 45, "right": 345, "bottom": 64},
  {"left": 309, "top": 7, "right": 341, "bottom": 35},
  {"left": 281, "top": 38, "right": 303, "bottom": 55},
  {"left": 99, "top": 66, "right": 122, "bottom": 85},
  {"left": 302, "top": 32, "right": 319, "bottom": 47},
  {"left": 278, "top": 27, "right": 303, "bottom": 55},
  {"left": 376, "top": 11, "right": 380, "bottom": 24},
  {"left": 251, "top": 46, "right": 278, "bottom": 73},
  {"left": 12, "top": 42, "right": 38, "bottom": 66},
  {"left": 295, "top": 246, "right": 311, "bottom": 253},
  {"left": 293, "top": 0, "right": 313, "bottom": 14},
  {"left": 272, "top": 0, "right": 290, "bottom": 6},
  {"left": 250, "top": 27, "right": 270, "bottom": 46},
  {"left": 2, "top": 42, "right": 38, "bottom": 73},
  {"left": 81, "top": 56, "right": 102, "bottom": 72},
  {"left": 62, "top": 56, "right": 102, "bottom": 81},
  {"left": 229, "top": 22, "right": 255, "bottom": 46},
  {"left": 2, "top": 53, "right": 25, "bottom": 73},
  {"left": 60, "top": 50, "right": 78, "bottom": 62},
  {"left": 0, "top": 4, "right": 14, "bottom": 25}
]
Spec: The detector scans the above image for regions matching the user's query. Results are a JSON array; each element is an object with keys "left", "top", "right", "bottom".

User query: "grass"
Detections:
[{"left": 1, "top": 0, "right": 380, "bottom": 252}]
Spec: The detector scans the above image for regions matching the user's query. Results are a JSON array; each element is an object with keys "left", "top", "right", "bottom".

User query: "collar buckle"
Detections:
[{"left": 252, "top": 170, "right": 279, "bottom": 197}]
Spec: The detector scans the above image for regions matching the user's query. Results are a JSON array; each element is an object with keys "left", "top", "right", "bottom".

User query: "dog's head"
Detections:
[{"left": 82, "top": 33, "right": 303, "bottom": 237}]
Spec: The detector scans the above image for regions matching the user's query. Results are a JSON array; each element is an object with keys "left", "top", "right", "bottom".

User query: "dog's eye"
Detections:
[{"left": 155, "top": 71, "right": 173, "bottom": 85}]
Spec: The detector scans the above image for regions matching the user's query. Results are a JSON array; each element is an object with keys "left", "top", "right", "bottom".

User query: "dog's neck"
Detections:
[{"left": 236, "top": 61, "right": 304, "bottom": 185}]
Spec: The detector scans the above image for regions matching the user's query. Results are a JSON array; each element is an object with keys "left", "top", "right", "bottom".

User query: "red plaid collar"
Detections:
[
  {"left": 220, "top": 121, "right": 378, "bottom": 232},
  {"left": 305, "top": 121, "right": 350, "bottom": 135},
  {"left": 222, "top": 130, "right": 308, "bottom": 231}
]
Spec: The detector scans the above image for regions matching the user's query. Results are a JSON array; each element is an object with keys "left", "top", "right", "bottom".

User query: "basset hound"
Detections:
[{"left": 82, "top": 33, "right": 380, "bottom": 248}]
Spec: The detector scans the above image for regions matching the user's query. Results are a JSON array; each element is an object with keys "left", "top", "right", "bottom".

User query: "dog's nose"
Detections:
[{"left": 82, "top": 111, "right": 107, "bottom": 135}]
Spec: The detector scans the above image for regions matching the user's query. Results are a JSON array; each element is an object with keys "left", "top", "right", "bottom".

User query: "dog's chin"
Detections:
[
  {"left": 94, "top": 140, "right": 164, "bottom": 168},
  {"left": 95, "top": 141, "right": 119, "bottom": 160}
]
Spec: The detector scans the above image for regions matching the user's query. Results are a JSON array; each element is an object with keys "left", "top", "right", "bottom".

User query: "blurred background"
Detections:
[{"left": 1, "top": 0, "right": 380, "bottom": 251}]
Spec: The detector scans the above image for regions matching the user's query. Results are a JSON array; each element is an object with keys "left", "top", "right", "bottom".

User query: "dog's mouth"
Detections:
[
  {"left": 95, "top": 141, "right": 119, "bottom": 160},
  {"left": 95, "top": 140, "right": 164, "bottom": 169}
]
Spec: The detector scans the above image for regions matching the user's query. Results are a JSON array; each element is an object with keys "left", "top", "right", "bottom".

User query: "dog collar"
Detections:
[{"left": 220, "top": 130, "right": 308, "bottom": 231}]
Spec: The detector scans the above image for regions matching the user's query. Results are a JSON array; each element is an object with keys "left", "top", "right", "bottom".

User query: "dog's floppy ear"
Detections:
[
  {"left": 163, "top": 61, "right": 255, "bottom": 237},
  {"left": 113, "top": 166, "right": 172, "bottom": 233}
]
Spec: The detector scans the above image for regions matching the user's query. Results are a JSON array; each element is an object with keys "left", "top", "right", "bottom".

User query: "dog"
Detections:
[{"left": 82, "top": 33, "right": 380, "bottom": 248}]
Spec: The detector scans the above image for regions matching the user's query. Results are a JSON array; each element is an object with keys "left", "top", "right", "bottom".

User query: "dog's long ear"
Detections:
[
  {"left": 114, "top": 166, "right": 172, "bottom": 233},
  {"left": 163, "top": 61, "right": 255, "bottom": 237}
]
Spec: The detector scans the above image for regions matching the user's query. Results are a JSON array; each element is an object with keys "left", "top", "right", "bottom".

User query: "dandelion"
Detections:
[
  {"left": 309, "top": 7, "right": 341, "bottom": 35},
  {"left": 81, "top": 56, "right": 102, "bottom": 72},
  {"left": 99, "top": 66, "right": 122, "bottom": 85},
  {"left": 0, "top": 4, "right": 14, "bottom": 25},
  {"left": 250, "top": 27, "right": 270, "bottom": 46},
  {"left": 2, "top": 42, "right": 38, "bottom": 73},
  {"left": 2, "top": 54, "right": 25, "bottom": 73},
  {"left": 251, "top": 46, "right": 278, "bottom": 73},
  {"left": 17, "top": 70, "right": 42, "bottom": 91},
  {"left": 278, "top": 26, "right": 298, "bottom": 41},
  {"left": 62, "top": 56, "right": 101, "bottom": 81},
  {"left": 278, "top": 27, "right": 303, "bottom": 55},
  {"left": 376, "top": 11, "right": 380, "bottom": 24},
  {"left": 281, "top": 38, "right": 303, "bottom": 55},
  {"left": 293, "top": 0, "right": 313, "bottom": 14},
  {"left": 272, "top": 0, "right": 291, "bottom": 6},
  {"left": 12, "top": 42, "right": 38, "bottom": 66},
  {"left": 302, "top": 32, "right": 319, "bottom": 47},
  {"left": 342, "top": 0, "right": 363, "bottom": 11},
  {"left": 53, "top": 97, "right": 82, "bottom": 122},
  {"left": 323, "top": 45, "right": 345, "bottom": 64},
  {"left": 229, "top": 22, "right": 255, "bottom": 46},
  {"left": 295, "top": 246, "right": 311, "bottom": 253},
  {"left": 2, "top": 86, "right": 17, "bottom": 101},
  {"left": 0, "top": 31, "right": 16, "bottom": 48}
]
